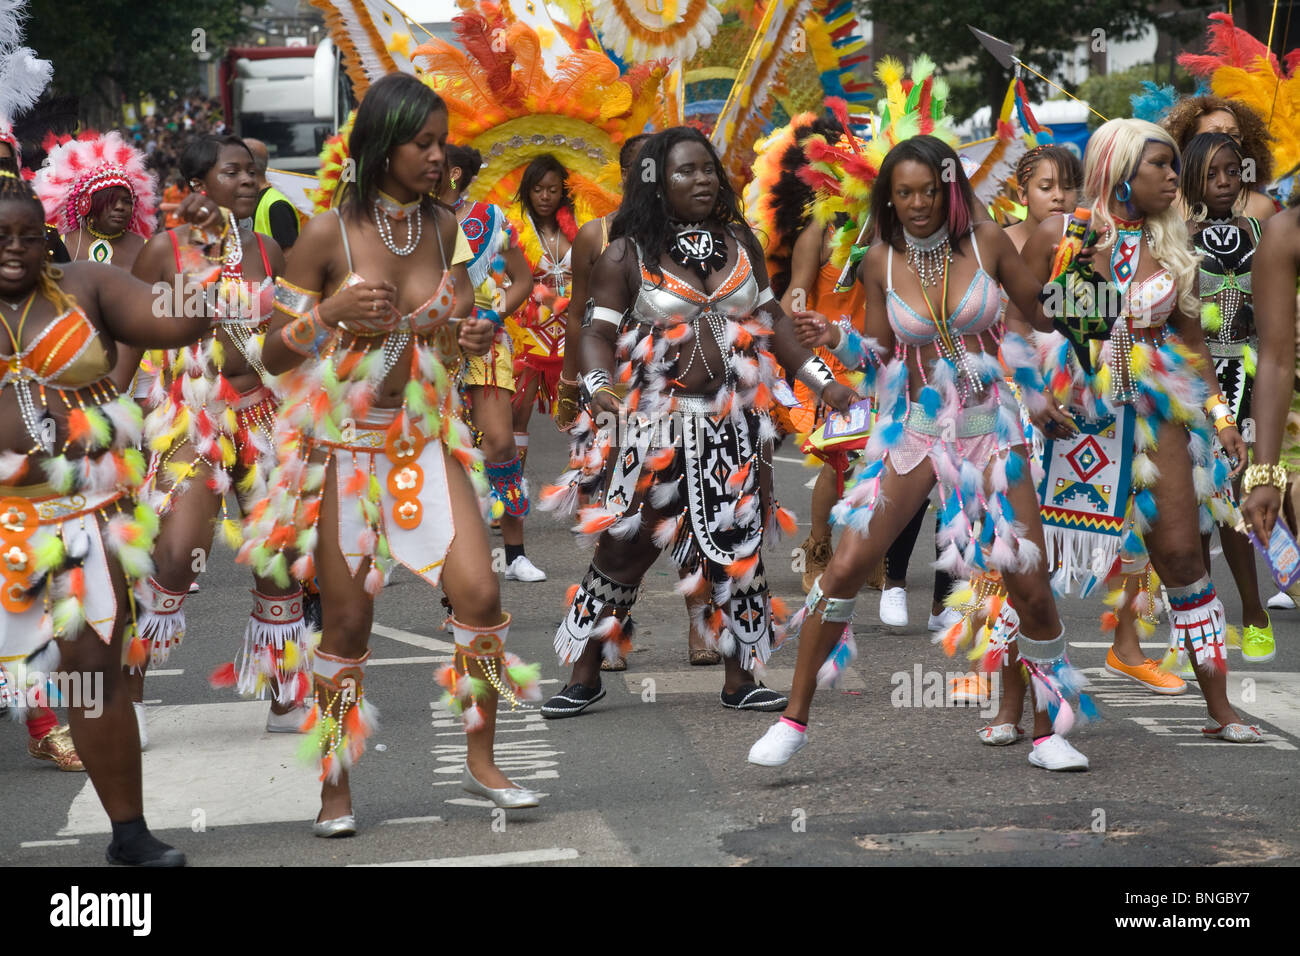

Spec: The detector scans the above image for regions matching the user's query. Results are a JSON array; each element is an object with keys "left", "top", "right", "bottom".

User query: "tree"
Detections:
[
  {"left": 862, "top": 0, "right": 1216, "bottom": 123},
  {"left": 26, "top": 0, "right": 250, "bottom": 128}
]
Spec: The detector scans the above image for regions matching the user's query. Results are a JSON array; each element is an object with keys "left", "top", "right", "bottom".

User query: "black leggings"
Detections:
[{"left": 884, "top": 499, "right": 953, "bottom": 602}]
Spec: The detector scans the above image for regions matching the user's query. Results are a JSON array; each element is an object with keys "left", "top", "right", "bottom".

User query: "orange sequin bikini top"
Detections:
[{"left": 0, "top": 305, "right": 111, "bottom": 390}]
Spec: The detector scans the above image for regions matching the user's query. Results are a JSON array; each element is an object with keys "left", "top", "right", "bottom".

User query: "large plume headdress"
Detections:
[
  {"left": 411, "top": 5, "right": 666, "bottom": 222},
  {"left": 34, "top": 130, "right": 158, "bottom": 238}
]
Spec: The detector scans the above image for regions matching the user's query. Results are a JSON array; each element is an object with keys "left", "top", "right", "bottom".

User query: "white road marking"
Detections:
[
  {"left": 148, "top": 669, "right": 184, "bottom": 677},
  {"left": 20, "top": 838, "right": 79, "bottom": 848},
  {"left": 367, "top": 655, "right": 450, "bottom": 666},
  {"left": 443, "top": 795, "right": 549, "bottom": 808},
  {"left": 1225, "top": 670, "right": 1300, "bottom": 739},
  {"left": 773, "top": 455, "right": 809, "bottom": 465},
  {"left": 619, "top": 666, "right": 865, "bottom": 693},
  {"left": 371, "top": 623, "right": 456, "bottom": 653},
  {"left": 58, "top": 701, "right": 318, "bottom": 835},
  {"left": 1069, "top": 642, "right": 1168, "bottom": 650},
  {"left": 380, "top": 816, "right": 443, "bottom": 826},
  {"left": 352, "top": 847, "right": 578, "bottom": 867}
]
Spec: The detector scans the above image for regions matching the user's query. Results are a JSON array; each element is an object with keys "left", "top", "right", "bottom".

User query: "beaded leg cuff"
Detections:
[
  {"left": 438, "top": 613, "right": 541, "bottom": 731},
  {"left": 132, "top": 577, "right": 188, "bottom": 670},
  {"left": 554, "top": 565, "right": 638, "bottom": 664},
  {"left": 485, "top": 454, "right": 530, "bottom": 518},
  {"left": 1163, "top": 575, "right": 1230, "bottom": 673},
  {"left": 214, "top": 590, "right": 313, "bottom": 705},
  {"left": 777, "top": 574, "right": 856, "bottom": 646},
  {"left": 1018, "top": 626, "right": 1096, "bottom": 737},
  {"left": 299, "top": 650, "right": 376, "bottom": 784}
]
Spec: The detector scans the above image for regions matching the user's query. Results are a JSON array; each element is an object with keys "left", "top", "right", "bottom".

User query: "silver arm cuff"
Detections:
[
  {"left": 582, "top": 368, "right": 613, "bottom": 401},
  {"left": 807, "top": 576, "right": 856, "bottom": 623},
  {"left": 273, "top": 279, "right": 320, "bottom": 317},
  {"left": 794, "top": 354, "right": 837, "bottom": 397}
]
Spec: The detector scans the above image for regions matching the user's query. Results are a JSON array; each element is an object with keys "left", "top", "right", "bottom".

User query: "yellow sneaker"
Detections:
[
  {"left": 1241, "top": 617, "right": 1276, "bottom": 663},
  {"left": 1105, "top": 648, "right": 1188, "bottom": 695}
]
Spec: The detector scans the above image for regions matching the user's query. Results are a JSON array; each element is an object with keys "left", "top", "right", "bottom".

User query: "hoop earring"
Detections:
[
  {"left": 1114, "top": 181, "right": 1131, "bottom": 204},
  {"left": 1191, "top": 202, "right": 1208, "bottom": 223}
]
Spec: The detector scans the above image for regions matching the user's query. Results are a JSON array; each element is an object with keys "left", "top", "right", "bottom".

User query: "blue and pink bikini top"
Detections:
[{"left": 884, "top": 230, "right": 1003, "bottom": 347}]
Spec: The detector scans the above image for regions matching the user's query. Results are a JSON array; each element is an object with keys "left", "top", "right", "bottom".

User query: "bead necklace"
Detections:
[
  {"left": 86, "top": 222, "right": 125, "bottom": 242},
  {"left": 529, "top": 214, "right": 567, "bottom": 293},
  {"left": 902, "top": 224, "right": 951, "bottom": 288},
  {"left": 374, "top": 191, "right": 422, "bottom": 257},
  {"left": 916, "top": 257, "right": 985, "bottom": 405}
]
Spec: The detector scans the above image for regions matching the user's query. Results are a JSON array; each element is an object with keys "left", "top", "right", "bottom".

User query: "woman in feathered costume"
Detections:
[
  {"left": 539, "top": 126, "right": 858, "bottom": 718},
  {"left": 243, "top": 75, "right": 542, "bottom": 835},
  {"left": 0, "top": 164, "right": 239, "bottom": 865},
  {"left": 1182, "top": 132, "right": 1274, "bottom": 664},
  {"left": 1016, "top": 119, "right": 1259, "bottom": 743},
  {"left": 34, "top": 131, "right": 156, "bottom": 272},
  {"left": 121, "top": 136, "right": 307, "bottom": 748}
]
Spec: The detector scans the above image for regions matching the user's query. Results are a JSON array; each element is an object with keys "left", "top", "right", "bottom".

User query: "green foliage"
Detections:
[
  {"left": 1074, "top": 62, "right": 1197, "bottom": 129},
  {"left": 861, "top": 0, "right": 1215, "bottom": 123},
  {"left": 26, "top": 0, "right": 249, "bottom": 119}
]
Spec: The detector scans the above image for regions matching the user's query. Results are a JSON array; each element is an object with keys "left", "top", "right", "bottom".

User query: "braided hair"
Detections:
[
  {"left": 0, "top": 168, "right": 76, "bottom": 313},
  {"left": 1015, "top": 144, "right": 1083, "bottom": 192}
]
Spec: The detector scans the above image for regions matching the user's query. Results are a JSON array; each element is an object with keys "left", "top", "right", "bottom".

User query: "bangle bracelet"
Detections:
[
  {"left": 795, "top": 355, "right": 837, "bottom": 397},
  {"left": 1243, "top": 463, "right": 1288, "bottom": 495},
  {"left": 1204, "top": 392, "right": 1230, "bottom": 417},
  {"left": 281, "top": 306, "right": 332, "bottom": 358},
  {"left": 582, "top": 369, "right": 613, "bottom": 401}
]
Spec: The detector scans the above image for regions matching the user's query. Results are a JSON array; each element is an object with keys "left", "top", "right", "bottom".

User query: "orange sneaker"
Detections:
[
  {"left": 949, "top": 674, "right": 991, "bottom": 702},
  {"left": 1104, "top": 648, "right": 1187, "bottom": 695}
]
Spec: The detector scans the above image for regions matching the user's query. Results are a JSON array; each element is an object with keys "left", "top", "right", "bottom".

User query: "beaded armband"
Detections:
[
  {"left": 794, "top": 354, "right": 837, "bottom": 398},
  {"left": 274, "top": 277, "right": 321, "bottom": 320},
  {"left": 281, "top": 306, "right": 333, "bottom": 358},
  {"left": 1242, "top": 463, "right": 1288, "bottom": 495}
]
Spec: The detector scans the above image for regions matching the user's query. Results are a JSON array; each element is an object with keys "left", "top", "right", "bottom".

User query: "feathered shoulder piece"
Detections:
[
  {"left": 413, "top": 8, "right": 666, "bottom": 222},
  {"left": 1178, "top": 12, "right": 1300, "bottom": 181},
  {"left": 34, "top": 130, "right": 158, "bottom": 238},
  {"left": 744, "top": 113, "right": 824, "bottom": 253}
]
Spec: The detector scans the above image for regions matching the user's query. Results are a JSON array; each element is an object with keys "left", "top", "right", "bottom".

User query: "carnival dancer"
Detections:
[
  {"left": 1183, "top": 132, "right": 1273, "bottom": 662},
  {"left": 1162, "top": 95, "right": 1278, "bottom": 222},
  {"left": 1018, "top": 119, "right": 1258, "bottom": 742},
  {"left": 1240, "top": 197, "right": 1300, "bottom": 604},
  {"left": 0, "top": 139, "right": 81, "bottom": 770},
  {"left": 564, "top": 132, "right": 717, "bottom": 674},
  {"left": 1005, "top": 145, "right": 1083, "bottom": 253},
  {"left": 501, "top": 155, "right": 577, "bottom": 580},
  {"left": 245, "top": 74, "right": 542, "bottom": 835},
  {"left": 748, "top": 134, "right": 1090, "bottom": 770},
  {"left": 438, "top": 145, "right": 542, "bottom": 580},
  {"left": 34, "top": 131, "right": 156, "bottom": 272},
  {"left": 0, "top": 166, "right": 234, "bottom": 864},
  {"left": 115, "top": 136, "right": 306, "bottom": 747},
  {"left": 539, "top": 127, "right": 857, "bottom": 718}
]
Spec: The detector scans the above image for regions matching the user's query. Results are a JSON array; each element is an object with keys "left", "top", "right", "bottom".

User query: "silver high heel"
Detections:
[
  {"left": 312, "top": 813, "right": 357, "bottom": 838},
  {"left": 461, "top": 762, "right": 540, "bottom": 809}
]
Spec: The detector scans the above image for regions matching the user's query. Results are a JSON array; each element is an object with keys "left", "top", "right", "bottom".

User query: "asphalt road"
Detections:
[{"left": 3, "top": 419, "right": 1297, "bottom": 868}]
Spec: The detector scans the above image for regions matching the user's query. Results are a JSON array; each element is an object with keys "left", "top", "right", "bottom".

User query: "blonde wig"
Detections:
[{"left": 1082, "top": 118, "right": 1199, "bottom": 319}]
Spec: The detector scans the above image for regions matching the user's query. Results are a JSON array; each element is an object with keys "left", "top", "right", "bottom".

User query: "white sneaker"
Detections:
[
  {"left": 928, "top": 607, "right": 961, "bottom": 632},
  {"left": 1266, "top": 591, "right": 1295, "bottom": 610},
  {"left": 133, "top": 702, "right": 148, "bottom": 751},
  {"left": 504, "top": 555, "right": 547, "bottom": 582},
  {"left": 879, "top": 587, "right": 908, "bottom": 627},
  {"left": 748, "top": 721, "right": 807, "bottom": 766},
  {"left": 1027, "top": 733, "right": 1089, "bottom": 771}
]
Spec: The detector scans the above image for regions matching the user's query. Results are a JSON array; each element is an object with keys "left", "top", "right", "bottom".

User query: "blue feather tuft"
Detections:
[
  {"left": 1135, "top": 489, "right": 1159, "bottom": 523},
  {"left": 1004, "top": 452, "right": 1024, "bottom": 484},
  {"left": 918, "top": 385, "right": 942, "bottom": 418},
  {"left": 1079, "top": 693, "right": 1100, "bottom": 722},
  {"left": 1128, "top": 81, "right": 1179, "bottom": 125}
]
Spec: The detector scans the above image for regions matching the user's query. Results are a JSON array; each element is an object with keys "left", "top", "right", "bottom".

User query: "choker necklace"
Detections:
[
  {"left": 668, "top": 220, "right": 728, "bottom": 280},
  {"left": 86, "top": 222, "right": 125, "bottom": 241},
  {"left": 902, "top": 224, "right": 951, "bottom": 287},
  {"left": 374, "top": 194, "right": 422, "bottom": 257},
  {"left": 375, "top": 191, "right": 421, "bottom": 221},
  {"left": 1113, "top": 214, "right": 1145, "bottom": 230}
]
